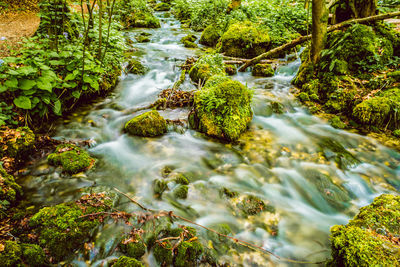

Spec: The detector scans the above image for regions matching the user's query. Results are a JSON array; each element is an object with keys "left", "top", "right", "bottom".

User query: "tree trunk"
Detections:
[
  {"left": 333, "top": 0, "right": 377, "bottom": 23},
  {"left": 311, "top": 0, "right": 328, "bottom": 64}
]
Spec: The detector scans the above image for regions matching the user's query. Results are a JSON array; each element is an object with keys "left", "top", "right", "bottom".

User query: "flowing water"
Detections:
[{"left": 21, "top": 12, "right": 400, "bottom": 266}]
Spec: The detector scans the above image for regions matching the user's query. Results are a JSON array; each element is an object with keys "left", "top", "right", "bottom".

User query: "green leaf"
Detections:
[
  {"left": 83, "top": 75, "right": 93, "bottom": 84},
  {"left": 0, "top": 84, "right": 7, "bottom": 93},
  {"left": 14, "top": 96, "right": 32, "bottom": 109},
  {"left": 37, "top": 76, "right": 53, "bottom": 92},
  {"left": 42, "top": 96, "right": 50, "bottom": 104},
  {"left": 5, "top": 78, "right": 18, "bottom": 88},
  {"left": 18, "top": 66, "right": 37, "bottom": 76},
  {"left": 49, "top": 60, "right": 64, "bottom": 66},
  {"left": 72, "top": 91, "right": 81, "bottom": 99},
  {"left": 19, "top": 79, "right": 37, "bottom": 90},
  {"left": 53, "top": 100, "right": 61, "bottom": 115},
  {"left": 64, "top": 73, "right": 76, "bottom": 81},
  {"left": 7, "top": 70, "right": 19, "bottom": 76},
  {"left": 90, "top": 81, "right": 99, "bottom": 91}
]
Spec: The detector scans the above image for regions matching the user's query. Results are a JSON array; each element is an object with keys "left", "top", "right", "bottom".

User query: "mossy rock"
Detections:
[
  {"left": 125, "top": 11, "right": 161, "bottom": 28},
  {"left": 388, "top": 70, "right": 400, "bottom": 82},
  {"left": 181, "top": 34, "right": 196, "bottom": 43},
  {"left": 189, "top": 75, "right": 253, "bottom": 141},
  {"left": 328, "top": 194, "right": 400, "bottom": 266},
  {"left": 154, "top": 2, "right": 170, "bottom": 11},
  {"left": 154, "top": 241, "right": 174, "bottom": 265},
  {"left": 225, "top": 64, "right": 237, "bottom": 76},
  {"left": 220, "top": 21, "right": 270, "bottom": 59},
  {"left": 252, "top": 63, "right": 274, "bottom": 77},
  {"left": 352, "top": 97, "right": 391, "bottom": 127},
  {"left": 183, "top": 40, "right": 198, "bottom": 48},
  {"left": 238, "top": 195, "right": 266, "bottom": 216},
  {"left": 124, "top": 110, "right": 167, "bottom": 137},
  {"left": 29, "top": 193, "right": 112, "bottom": 261},
  {"left": 330, "top": 116, "right": 347, "bottom": 129},
  {"left": 199, "top": 25, "right": 222, "bottom": 47},
  {"left": 120, "top": 234, "right": 146, "bottom": 259},
  {"left": 0, "top": 166, "right": 22, "bottom": 209},
  {"left": 47, "top": 144, "right": 94, "bottom": 174},
  {"left": 4, "top": 126, "right": 35, "bottom": 158},
  {"left": 127, "top": 58, "right": 148, "bottom": 74},
  {"left": 153, "top": 178, "right": 169, "bottom": 198},
  {"left": 113, "top": 256, "right": 144, "bottom": 267},
  {"left": 188, "top": 54, "right": 226, "bottom": 83},
  {"left": 135, "top": 34, "right": 150, "bottom": 43},
  {"left": 174, "top": 240, "right": 203, "bottom": 267},
  {"left": 173, "top": 184, "right": 188, "bottom": 199},
  {"left": 21, "top": 243, "right": 46, "bottom": 267},
  {"left": 0, "top": 241, "right": 22, "bottom": 267}
]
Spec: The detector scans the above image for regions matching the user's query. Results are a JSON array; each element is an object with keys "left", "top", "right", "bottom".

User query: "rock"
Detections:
[
  {"left": 21, "top": 243, "right": 46, "bottom": 267},
  {"left": 135, "top": 34, "right": 150, "bottom": 43},
  {"left": 0, "top": 166, "right": 22, "bottom": 211},
  {"left": 330, "top": 116, "right": 347, "bottom": 129},
  {"left": 127, "top": 58, "right": 148, "bottom": 74},
  {"left": 113, "top": 256, "right": 144, "bottom": 267},
  {"left": 29, "top": 193, "right": 113, "bottom": 262},
  {"left": 124, "top": 110, "right": 167, "bottom": 137},
  {"left": 0, "top": 241, "right": 22, "bottom": 267},
  {"left": 3, "top": 126, "right": 35, "bottom": 158},
  {"left": 120, "top": 234, "right": 146, "bottom": 259},
  {"left": 199, "top": 25, "right": 222, "bottom": 47},
  {"left": 0, "top": 241, "right": 46, "bottom": 267},
  {"left": 220, "top": 21, "right": 270, "bottom": 59},
  {"left": 181, "top": 34, "right": 198, "bottom": 48},
  {"left": 188, "top": 54, "right": 225, "bottom": 83},
  {"left": 225, "top": 64, "right": 237, "bottom": 75},
  {"left": 189, "top": 75, "right": 253, "bottom": 141},
  {"left": 125, "top": 11, "right": 161, "bottom": 28},
  {"left": 328, "top": 194, "right": 400, "bottom": 266},
  {"left": 47, "top": 144, "right": 94, "bottom": 174},
  {"left": 251, "top": 63, "right": 274, "bottom": 77},
  {"left": 173, "top": 184, "right": 188, "bottom": 199}
]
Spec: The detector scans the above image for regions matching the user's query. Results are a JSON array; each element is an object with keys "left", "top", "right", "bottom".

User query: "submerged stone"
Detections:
[
  {"left": 220, "top": 21, "right": 270, "bottom": 59},
  {"left": 328, "top": 194, "right": 400, "bottom": 266},
  {"left": 47, "top": 144, "right": 94, "bottom": 174},
  {"left": 29, "top": 193, "right": 112, "bottom": 262},
  {"left": 252, "top": 63, "right": 274, "bottom": 77},
  {"left": 189, "top": 54, "right": 226, "bottom": 83},
  {"left": 125, "top": 110, "right": 167, "bottom": 137},
  {"left": 189, "top": 75, "right": 253, "bottom": 141}
]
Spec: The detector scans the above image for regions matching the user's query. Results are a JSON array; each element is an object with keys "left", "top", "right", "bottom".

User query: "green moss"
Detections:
[
  {"left": 135, "top": 34, "right": 150, "bottom": 43},
  {"left": 353, "top": 97, "right": 391, "bottom": 127},
  {"left": 47, "top": 144, "right": 93, "bottom": 174},
  {"left": 328, "top": 194, "right": 400, "bottom": 266},
  {"left": 125, "top": 11, "right": 161, "bottom": 28},
  {"left": 220, "top": 21, "right": 270, "bottom": 59},
  {"left": 5, "top": 126, "right": 35, "bottom": 158},
  {"left": 174, "top": 240, "right": 203, "bottom": 267},
  {"left": 173, "top": 184, "right": 188, "bottom": 199},
  {"left": 188, "top": 54, "right": 226, "bottom": 83},
  {"left": 225, "top": 64, "right": 237, "bottom": 76},
  {"left": 183, "top": 40, "right": 198, "bottom": 48},
  {"left": 199, "top": 25, "right": 222, "bottom": 47},
  {"left": 238, "top": 195, "right": 266, "bottom": 216},
  {"left": 153, "top": 178, "right": 169, "bottom": 198},
  {"left": 124, "top": 110, "right": 167, "bottom": 137},
  {"left": 0, "top": 241, "right": 22, "bottom": 267},
  {"left": 154, "top": 241, "right": 173, "bottom": 266},
  {"left": 173, "top": 173, "right": 189, "bottom": 185},
  {"left": 393, "top": 129, "right": 400, "bottom": 138},
  {"left": 120, "top": 234, "right": 146, "bottom": 259},
  {"left": 154, "top": 2, "right": 170, "bottom": 11},
  {"left": 189, "top": 77, "right": 252, "bottom": 141},
  {"left": 21, "top": 243, "right": 46, "bottom": 266},
  {"left": 388, "top": 70, "right": 400, "bottom": 82},
  {"left": 252, "top": 64, "right": 274, "bottom": 77},
  {"left": 113, "top": 256, "right": 144, "bottom": 267},
  {"left": 127, "top": 58, "right": 148, "bottom": 74},
  {"left": 0, "top": 166, "right": 22, "bottom": 207},
  {"left": 220, "top": 187, "right": 238, "bottom": 198},
  {"left": 298, "top": 92, "right": 310, "bottom": 102},
  {"left": 29, "top": 193, "right": 112, "bottom": 261},
  {"left": 181, "top": 34, "right": 196, "bottom": 43},
  {"left": 330, "top": 116, "right": 347, "bottom": 129}
]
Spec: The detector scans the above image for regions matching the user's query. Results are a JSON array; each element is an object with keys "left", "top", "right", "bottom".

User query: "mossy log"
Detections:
[{"left": 238, "top": 11, "right": 400, "bottom": 71}]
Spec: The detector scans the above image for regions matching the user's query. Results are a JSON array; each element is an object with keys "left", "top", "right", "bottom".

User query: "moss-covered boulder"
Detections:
[
  {"left": 120, "top": 233, "right": 146, "bottom": 260},
  {"left": 135, "top": 34, "right": 150, "bottom": 43},
  {"left": 181, "top": 34, "right": 198, "bottom": 48},
  {"left": 252, "top": 63, "right": 275, "bottom": 77},
  {"left": 189, "top": 54, "right": 226, "bottom": 84},
  {"left": 124, "top": 110, "right": 167, "bottom": 137},
  {"left": 199, "top": 25, "right": 222, "bottom": 47},
  {"left": 0, "top": 241, "right": 46, "bottom": 267},
  {"left": 225, "top": 64, "right": 237, "bottom": 76},
  {"left": 113, "top": 256, "right": 144, "bottom": 267},
  {"left": 0, "top": 166, "right": 22, "bottom": 211},
  {"left": 1, "top": 126, "right": 35, "bottom": 158},
  {"left": 127, "top": 58, "right": 148, "bottom": 75},
  {"left": 29, "top": 193, "right": 112, "bottom": 262},
  {"left": 125, "top": 11, "right": 161, "bottom": 28},
  {"left": 220, "top": 21, "right": 270, "bottom": 59},
  {"left": 328, "top": 194, "right": 400, "bottom": 266},
  {"left": 189, "top": 75, "right": 253, "bottom": 141},
  {"left": 21, "top": 243, "right": 46, "bottom": 267},
  {"left": 154, "top": 2, "right": 170, "bottom": 11},
  {"left": 0, "top": 241, "right": 22, "bottom": 267},
  {"left": 173, "top": 184, "right": 188, "bottom": 199},
  {"left": 47, "top": 144, "right": 94, "bottom": 174}
]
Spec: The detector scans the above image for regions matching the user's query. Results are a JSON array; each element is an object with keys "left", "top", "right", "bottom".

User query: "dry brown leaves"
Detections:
[{"left": 159, "top": 89, "right": 194, "bottom": 108}]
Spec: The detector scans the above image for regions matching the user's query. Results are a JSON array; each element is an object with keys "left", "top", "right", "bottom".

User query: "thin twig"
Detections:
[{"left": 113, "top": 187, "right": 154, "bottom": 211}]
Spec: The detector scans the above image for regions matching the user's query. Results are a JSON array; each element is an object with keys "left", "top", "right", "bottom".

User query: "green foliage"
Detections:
[
  {"left": 47, "top": 144, "right": 94, "bottom": 174},
  {"left": 3, "top": 126, "right": 35, "bottom": 158},
  {"left": 113, "top": 256, "right": 144, "bottom": 267},
  {"left": 117, "top": 0, "right": 161, "bottom": 28},
  {"left": 220, "top": 21, "right": 270, "bottom": 59},
  {"left": 0, "top": 102, "right": 19, "bottom": 126},
  {"left": 0, "top": 241, "right": 22, "bottom": 267},
  {"left": 328, "top": 194, "right": 400, "bottom": 266},
  {"left": 154, "top": 2, "right": 171, "bottom": 11},
  {"left": 124, "top": 110, "right": 167, "bottom": 137},
  {"left": 21, "top": 243, "right": 46, "bottom": 267},
  {"left": 189, "top": 54, "right": 226, "bottom": 83},
  {"left": 29, "top": 193, "right": 112, "bottom": 261},
  {"left": 189, "top": 75, "right": 253, "bottom": 141}
]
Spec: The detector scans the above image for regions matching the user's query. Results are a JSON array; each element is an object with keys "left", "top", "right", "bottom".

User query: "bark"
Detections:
[
  {"left": 311, "top": 0, "right": 328, "bottom": 64},
  {"left": 238, "top": 11, "right": 400, "bottom": 72}
]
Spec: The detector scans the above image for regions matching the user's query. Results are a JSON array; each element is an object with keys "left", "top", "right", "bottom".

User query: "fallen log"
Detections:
[{"left": 238, "top": 11, "right": 400, "bottom": 72}]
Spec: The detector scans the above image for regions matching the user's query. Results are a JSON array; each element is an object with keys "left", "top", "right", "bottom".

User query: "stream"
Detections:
[{"left": 21, "top": 11, "right": 400, "bottom": 266}]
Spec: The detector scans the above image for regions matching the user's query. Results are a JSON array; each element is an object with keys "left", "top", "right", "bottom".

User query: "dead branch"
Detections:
[{"left": 238, "top": 11, "right": 400, "bottom": 71}]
